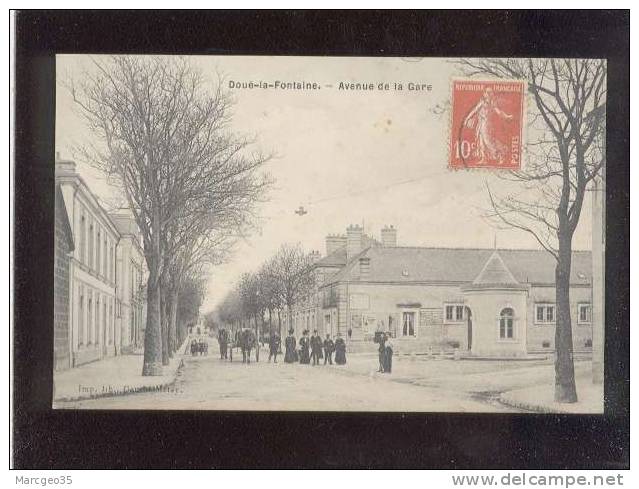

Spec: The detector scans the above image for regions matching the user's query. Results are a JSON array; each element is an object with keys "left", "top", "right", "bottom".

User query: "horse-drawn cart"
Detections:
[{"left": 228, "top": 328, "right": 260, "bottom": 363}]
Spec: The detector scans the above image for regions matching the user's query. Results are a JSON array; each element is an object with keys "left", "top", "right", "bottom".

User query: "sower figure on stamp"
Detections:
[
  {"left": 323, "top": 334, "right": 335, "bottom": 365},
  {"left": 310, "top": 330, "right": 323, "bottom": 366},
  {"left": 462, "top": 87, "right": 513, "bottom": 165},
  {"left": 268, "top": 331, "right": 281, "bottom": 363},
  {"left": 284, "top": 329, "right": 297, "bottom": 363},
  {"left": 334, "top": 333, "right": 347, "bottom": 365}
]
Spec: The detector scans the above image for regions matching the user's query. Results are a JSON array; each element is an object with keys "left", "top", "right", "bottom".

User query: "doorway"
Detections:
[{"left": 465, "top": 306, "right": 473, "bottom": 350}]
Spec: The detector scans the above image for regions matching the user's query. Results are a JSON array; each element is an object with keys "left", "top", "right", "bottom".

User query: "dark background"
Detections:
[{"left": 13, "top": 10, "right": 630, "bottom": 469}]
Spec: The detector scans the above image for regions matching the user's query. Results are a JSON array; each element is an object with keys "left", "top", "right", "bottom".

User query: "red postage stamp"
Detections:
[{"left": 449, "top": 79, "right": 525, "bottom": 170}]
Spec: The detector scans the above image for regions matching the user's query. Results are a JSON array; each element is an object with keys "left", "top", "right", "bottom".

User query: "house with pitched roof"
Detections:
[{"left": 286, "top": 224, "right": 593, "bottom": 357}]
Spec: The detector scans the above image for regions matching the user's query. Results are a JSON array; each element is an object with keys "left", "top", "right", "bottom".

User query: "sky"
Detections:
[{"left": 56, "top": 55, "right": 595, "bottom": 312}]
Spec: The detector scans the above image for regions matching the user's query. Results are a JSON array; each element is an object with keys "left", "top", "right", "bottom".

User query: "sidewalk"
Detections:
[
  {"left": 53, "top": 343, "right": 187, "bottom": 405},
  {"left": 499, "top": 373, "right": 604, "bottom": 414}
]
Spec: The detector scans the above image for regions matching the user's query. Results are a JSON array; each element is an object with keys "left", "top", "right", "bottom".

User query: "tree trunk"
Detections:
[
  {"left": 168, "top": 288, "right": 179, "bottom": 356},
  {"left": 254, "top": 315, "right": 260, "bottom": 362},
  {"left": 278, "top": 309, "right": 282, "bottom": 336},
  {"left": 160, "top": 284, "right": 170, "bottom": 366},
  {"left": 142, "top": 265, "right": 163, "bottom": 376},
  {"left": 554, "top": 234, "right": 578, "bottom": 402}
]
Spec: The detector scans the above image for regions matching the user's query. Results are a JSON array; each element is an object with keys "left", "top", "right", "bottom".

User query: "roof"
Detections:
[
  {"left": 322, "top": 246, "right": 592, "bottom": 287},
  {"left": 472, "top": 251, "right": 518, "bottom": 285},
  {"left": 315, "top": 246, "right": 347, "bottom": 267}
]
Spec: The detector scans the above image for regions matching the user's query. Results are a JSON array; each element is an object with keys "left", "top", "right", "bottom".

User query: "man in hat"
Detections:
[
  {"left": 323, "top": 333, "right": 335, "bottom": 365},
  {"left": 310, "top": 330, "right": 323, "bottom": 366},
  {"left": 269, "top": 331, "right": 281, "bottom": 363}
]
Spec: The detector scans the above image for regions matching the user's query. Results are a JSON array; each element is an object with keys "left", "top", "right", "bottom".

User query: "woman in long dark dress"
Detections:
[
  {"left": 378, "top": 334, "right": 387, "bottom": 372},
  {"left": 284, "top": 329, "right": 297, "bottom": 363},
  {"left": 334, "top": 333, "right": 347, "bottom": 365},
  {"left": 383, "top": 334, "right": 394, "bottom": 373},
  {"left": 299, "top": 330, "right": 311, "bottom": 364}
]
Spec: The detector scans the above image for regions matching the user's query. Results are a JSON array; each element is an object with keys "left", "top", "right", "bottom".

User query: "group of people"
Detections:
[
  {"left": 216, "top": 327, "right": 347, "bottom": 366},
  {"left": 283, "top": 329, "right": 347, "bottom": 366}
]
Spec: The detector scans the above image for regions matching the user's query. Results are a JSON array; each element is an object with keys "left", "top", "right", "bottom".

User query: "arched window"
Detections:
[{"left": 499, "top": 308, "right": 514, "bottom": 339}]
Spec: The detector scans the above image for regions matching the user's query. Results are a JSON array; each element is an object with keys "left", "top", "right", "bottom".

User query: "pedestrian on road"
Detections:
[
  {"left": 347, "top": 327, "right": 352, "bottom": 341},
  {"left": 378, "top": 333, "right": 387, "bottom": 373},
  {"left": 310, "top": 330, "right": 322, "bottom": 366},
  {"left": 323, "top": 334, "right": 335, "bottom": 365},
  {"left": 383, "top": 333, "right": 394, "bottom": 374},
  {"left": 299, "top": 330, "right": 311, "bottom": 364},
  {"left": 269, "top": 332, "right": 281, "bottom": 363},
  {"left": 284, "top": 329, "right": 297, "bottom": 363},
  {"left": 218, "top": 328, "right": 229, "bottom": 360},
  {"left": 334, "top": 333, "right": 347, "bottom": 365}
]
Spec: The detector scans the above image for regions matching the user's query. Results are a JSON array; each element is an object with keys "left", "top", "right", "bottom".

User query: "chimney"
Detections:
[
  {"left": 381, "top": 225, "right": 397, "bottom": 247},
  {"left": 346, "top": 224, "right": 363, "bottom": 260},
  {"left": 359, "top": 257, "right": 371, "bottom": 277},
  {"left": 325, "top": 234, "right": 347, "bottom": 256},
  {"left": 55, "top": 156, "right": 77, "bottom": 177}
]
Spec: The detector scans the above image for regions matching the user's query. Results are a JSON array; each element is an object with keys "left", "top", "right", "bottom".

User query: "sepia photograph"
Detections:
[{"left": 51, "top": 54, "right": 606, "bottom": 413}]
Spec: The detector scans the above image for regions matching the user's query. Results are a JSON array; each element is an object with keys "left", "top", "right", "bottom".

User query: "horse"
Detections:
[{"left": 239, "top": 328, "right": 258, "bottom": 364}]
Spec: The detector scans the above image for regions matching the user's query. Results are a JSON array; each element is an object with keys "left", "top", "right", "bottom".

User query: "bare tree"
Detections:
[
  {"left": 271, "top": 244, "right": 316, "bottom": 334},
  {"left": 217, "top": 289, "right": 242, "bottom": 336},
  {"left": 458, "top": 58, "right": 606, "bottom": 402},
  {"left": 257, "top": 258, "right": 285, "bottom": 336},
  {"left": 69, "top": 55, "right": 271, "bottom": 375}
]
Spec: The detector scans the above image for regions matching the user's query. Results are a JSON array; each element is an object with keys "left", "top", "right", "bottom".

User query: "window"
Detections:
[
  {"left": 535, "top": 304, "right": 555, "bottom": 324},
  {"left": 103, "top": 237, "right": 107, "bottom": 277},
  {"left": 109, "top": 245, "right": 114, "bottom": 283},
  {"left": 402, "top": 311, "right": 416, "bottom": 337},
  {"left": 79, "top": 213, "right": 86, "bottom": 264},
  {"left": 109, "top": 302, "right": 113, "bottom": 345},
  {"left": 103, "top": 301, "right": 107, "bottom": 346},
  {"left": 499, "top": 308, "right": 514, "bottom": 339},
  {"left": 78, "top": 287, "right": 84, "bottom": 346},
  {"left": 96, "top": 227, "right": 102, "bottom": 275},
  {"left": 578, "top": 303, "right": 591, "bottom": 324},
  {"left": 88, "top": 222, "right": 94, "bottom": 269},
  {"left": 445, "top": 304, "right": 464, "bottom": 322},
  {"left": 87, "top": 295, "right": 93, "bottom": 345},
  {"left": 95, "top": 296, "right": 100, "bottom": 345}
]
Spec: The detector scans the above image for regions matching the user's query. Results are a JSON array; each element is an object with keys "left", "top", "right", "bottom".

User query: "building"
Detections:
[
  {"left": 55, "top": 156, "right": 147, "bottom": 367},
  {"left": 110, "top": 214, "right": 146, "bottom": 352},
  {"left": 289, "top": 224, "right": 593, "bottom": 357},
  {"left": 54, "top": 185, "right": 75, "bottom": 370}
]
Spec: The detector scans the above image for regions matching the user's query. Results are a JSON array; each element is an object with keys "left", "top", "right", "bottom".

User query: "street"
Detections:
[{"left": 55, "top": 339, "right": 595, "bottom": 412}]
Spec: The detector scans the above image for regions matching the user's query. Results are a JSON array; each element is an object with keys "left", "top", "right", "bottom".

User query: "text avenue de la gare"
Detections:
[{"left": 228, "top": 80, "right": 433, "bottom": 91}]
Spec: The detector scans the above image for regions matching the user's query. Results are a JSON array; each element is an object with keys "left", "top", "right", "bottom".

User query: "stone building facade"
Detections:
[
  {"left": 55, "top": 156, "right": 147, "bottom": 367},
  {"left": 54, "top": 185, "right": 75, "bottom": 370},
  {"left": 287, "top": 224, "right": 593, "bottom": 357},
  {"left": 110, "top": 214, "right": 146, "bottom": 352}
]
